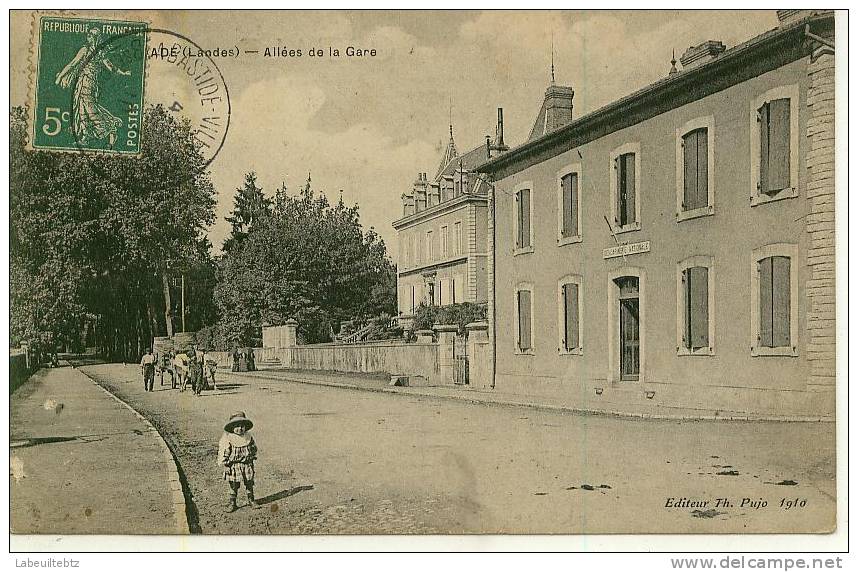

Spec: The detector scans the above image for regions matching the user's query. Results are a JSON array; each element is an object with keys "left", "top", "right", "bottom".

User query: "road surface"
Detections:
[{"left": 79, "top": 363, "right": 836, "bottom": 535}]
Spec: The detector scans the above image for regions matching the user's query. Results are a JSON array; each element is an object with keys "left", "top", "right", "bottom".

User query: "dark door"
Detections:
[
  {"left": 617, "top": 276, "right": 640, "bottom": 381},
  {"left": 620, "top": 299, "right": 640, "bottom": 380}
]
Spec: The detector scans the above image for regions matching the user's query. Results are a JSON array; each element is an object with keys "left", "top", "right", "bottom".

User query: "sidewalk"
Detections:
[
  {"left": 223, "top": 368, "right": 832, "bottom": 422},
  {"left": 10, "top": 364, "right": 189, "bottom": 535}
]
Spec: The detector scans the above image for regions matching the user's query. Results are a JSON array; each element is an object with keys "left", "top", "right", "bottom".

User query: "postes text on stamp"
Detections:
[{"left": 32, "top": 16, "right": 147, "bottom": 154}]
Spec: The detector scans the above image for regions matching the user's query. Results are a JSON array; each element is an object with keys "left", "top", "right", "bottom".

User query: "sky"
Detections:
[{"left": 10, "top": 10, "right": 779, "bottom": 258}]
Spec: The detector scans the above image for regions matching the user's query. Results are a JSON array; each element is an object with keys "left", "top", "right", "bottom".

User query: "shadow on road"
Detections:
[
  {"left": 10, "top": 434, "right": 109, "bottom": 448},
  {"left": 256, "top": 484, "right": 315, "bottom": 505},
  {"left": 212, "top": 383, "right": 246, "bottom": 390}
]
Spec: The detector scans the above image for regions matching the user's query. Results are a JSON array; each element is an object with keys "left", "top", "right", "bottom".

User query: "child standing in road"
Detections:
[{"left": 218, "top": 412, "right": 260, "bottom": 512}]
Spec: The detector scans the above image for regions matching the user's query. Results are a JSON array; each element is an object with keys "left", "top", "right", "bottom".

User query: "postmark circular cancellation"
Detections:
[{"left": 29, "top": 14, "right": 230, "bottom": 168}]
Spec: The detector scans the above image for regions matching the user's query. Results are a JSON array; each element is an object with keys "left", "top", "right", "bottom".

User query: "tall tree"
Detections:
[
  {"left": 10, "top": 105, "right": 217, "bottom": 359},
  {"left": 222, "top": 172, "right": 271, "bottom": 253},
  {"left": 215, "top": 180, "right": 396, "bottom": 346}
]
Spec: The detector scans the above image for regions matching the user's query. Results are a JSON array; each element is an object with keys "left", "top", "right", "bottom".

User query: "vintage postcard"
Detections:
[{"left": 8, "top": 8, "right": 844, "bottom": 549}]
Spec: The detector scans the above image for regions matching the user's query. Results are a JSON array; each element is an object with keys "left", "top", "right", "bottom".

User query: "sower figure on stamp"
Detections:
[
  {"left": 140, "top": 348, "right": 156, "bottom": 392},
  {"left": 54, "top": 27, "right": 131, "bottom": 148},
  {"left": 219, "top": 412, "right": 261, "bottom": 512}
]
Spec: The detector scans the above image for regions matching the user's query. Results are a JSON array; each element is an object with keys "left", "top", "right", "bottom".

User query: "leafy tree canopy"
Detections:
[{"left": 214, "top": 177, "right": 396, "bottom": 346}]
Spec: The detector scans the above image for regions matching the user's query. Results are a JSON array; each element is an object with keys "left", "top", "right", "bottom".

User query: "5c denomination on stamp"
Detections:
[{"left": 31, "top": 15, "right": 147, "bottom": 154}]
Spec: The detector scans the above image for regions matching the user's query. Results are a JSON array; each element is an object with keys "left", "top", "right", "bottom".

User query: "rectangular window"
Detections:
[
  {"left": 517, "top": 290, "right": 532, "bottom": 351},
  {"left": 561, "top": 172, "right": 579, "bottom": 238},
  {"left": 682, "top": 267, "right": 709, "bottom": 350},
  {"left": 425, "top": 230, "right": 433, "bottom": 262},
  {"left": 454, "top": 222, "right": 462, "bottom": 256},
  {"left": 759, "top": 99, "right": 791, "bottom": 195},
  {"left": 616, "top": 153, "right": 636, "bottom": 227},
  {"left": 438, "top": 278, "right": 448, "bottom": 306},
  {"left": 562, "top": 283, "right": 580, "bottom": 351},
  {"left": 682, "top": 128, "right": 709, "bottom": 211},
  {"left": 453, "top": 274, "right": 464, "bottom": 304},
  {"left": 516, "top": 188, "right": 531, "bottom": 249},
  {"left": 440, "top": 226, "right": 449, "bottom": 258},
  {"left": 410, "top": 285, "right": 416, "bottom": 313},
  {"left": 759, "top": 256, "right": 791, "bottom": 348}
]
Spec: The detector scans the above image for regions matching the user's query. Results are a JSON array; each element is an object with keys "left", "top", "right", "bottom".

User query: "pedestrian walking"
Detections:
[
  {"left": 218, "top": 412, "right": 260, "bottom": 512},
  {"left": 247, "top": 348, "right": 256, "bottom": 372},
  {"left": 140, "top": 348, "right": 156, "bottom": 392},
  {"left": 206, "top": 358, "right": 218, "bottom": 390},
  {"left": 190, "top": 346, "right": 204, "bottom": 396},
  {"left": 232, "top": 348, "right": 240, "bottom": 372},
  {"left": 158, "top": 350, "right": 171, "bottom": 387}
]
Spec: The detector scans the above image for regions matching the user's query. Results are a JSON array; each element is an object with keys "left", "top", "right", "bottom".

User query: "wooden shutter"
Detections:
[
  {"left": 689, "top": 266, "right": 709, "bottom": 348},
  {"left": 563, "top": 283, "right": 579, "bottom": 350},
  {"left": 683, "top": 132, "right": 698, "bottom": 210},
  {"left": 768, "top": 99, "right": 791, "bottom": 193},
  {"left": 682, "top": 269, "right": 690, "bottom": 348},
  {"left": 614, "top": 157, "right": 622, "bottom": 225},
  {"left": 696, "top": 129, "right": 708, "bottom": 208},
  {"left": 771, "top": 256, "right": 791, "bottom": 347},
  {"left": 569, "top": 173, "right": 579, "bottom": 237},
  {"left": 518, "top": 290, "right": 531, "bottom": 350},
  {"left": 759, "top": 257, "right": 773, "bottom": 347},
  {"left": 561, "top": 174, "right": 572, "bottom": 237},
  {"left": 758, "top": 103, "right": 770, "bottom": 194},
  {"left": 561, "top": 173, "right": 578, "bottom": 238},
  {"left": 519, "top": 189, "right": 531, "bottom": 248},
  {"left": 622, "top": 154, "right": 636, "bottom": 225}
]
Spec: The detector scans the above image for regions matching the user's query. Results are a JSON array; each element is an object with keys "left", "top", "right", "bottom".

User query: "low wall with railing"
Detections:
[{"left": 204, "top": 341, "right": 442, "bottom": 384}]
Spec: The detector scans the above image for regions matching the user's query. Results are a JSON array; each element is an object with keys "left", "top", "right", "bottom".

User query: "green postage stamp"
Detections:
[{"left": 31, "top": 16, "right": 147, "bottom": 154}]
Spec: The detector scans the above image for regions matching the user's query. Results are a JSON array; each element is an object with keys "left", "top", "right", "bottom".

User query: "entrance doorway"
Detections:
[{"left": 616, "top": 276, "right": 640, "bottom": 381}]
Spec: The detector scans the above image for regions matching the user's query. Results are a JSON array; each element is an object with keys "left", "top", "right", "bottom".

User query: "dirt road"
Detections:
[{"left": 79, "top": 363, "right": 836, "bottom": 535}]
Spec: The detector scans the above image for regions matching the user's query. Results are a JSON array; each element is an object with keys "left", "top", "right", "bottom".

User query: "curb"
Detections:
[
  {"left": 226, "top": 370, "right": 834, "bottom": 423},
  {"left": 76, "top": 368, "right": 191, "bottom": 535}
]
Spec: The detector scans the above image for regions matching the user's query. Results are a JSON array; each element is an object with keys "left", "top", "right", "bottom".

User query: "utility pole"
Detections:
[{"left": 181, "top": 273, "right": 186, "bottom": 333}]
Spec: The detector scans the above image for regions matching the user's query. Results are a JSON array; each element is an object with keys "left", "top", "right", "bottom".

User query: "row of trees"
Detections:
[
  {"left": 10, "top": 106, "right": 397, "bottom": 358},
  {"left": 10, "top": 106, "right": 216, "bottom": 359}
]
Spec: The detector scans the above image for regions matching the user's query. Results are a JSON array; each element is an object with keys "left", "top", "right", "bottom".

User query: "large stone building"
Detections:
[
  {"left": 392, "top": 112, "right": 509, "bottom": 328},
  {"left": 477, "top": 10, "right": 836, "bottom": 418}
]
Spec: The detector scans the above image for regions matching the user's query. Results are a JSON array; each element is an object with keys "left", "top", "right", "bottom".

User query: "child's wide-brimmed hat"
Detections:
[{"left": 224, "top": 411, "right": 253, "bottom": 432}]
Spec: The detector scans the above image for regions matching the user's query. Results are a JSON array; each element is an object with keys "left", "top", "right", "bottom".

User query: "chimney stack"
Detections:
[
  {"left": 680, "top": 40, "right": 726, "bottom": 70},
  {"left": 542, "top": 85, "right": 574, "bottom": 135},
  {"left": 488, "top": 107, "right": 510, "bottom": 157},
  {"left": 496, "top": 108, "right": 505, "bottom": 147},
  {"left": 776, "top": 9, "right": 827, "bottom": 26}
]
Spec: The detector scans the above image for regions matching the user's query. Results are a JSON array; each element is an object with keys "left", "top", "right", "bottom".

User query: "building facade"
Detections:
[
  {"left": 478, "top": 11, "right": 835, "bottom": 418},
  {"left": 393, "top": 113, "right": 508, "bottom": 328}
]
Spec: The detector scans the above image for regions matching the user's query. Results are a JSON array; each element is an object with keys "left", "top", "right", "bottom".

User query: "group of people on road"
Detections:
[
  {"left": 139, "top": 345, "right": 218, "bottom": 395},
  {"left": 231, "top": 347, "right": 256, "bottom": 372}
]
